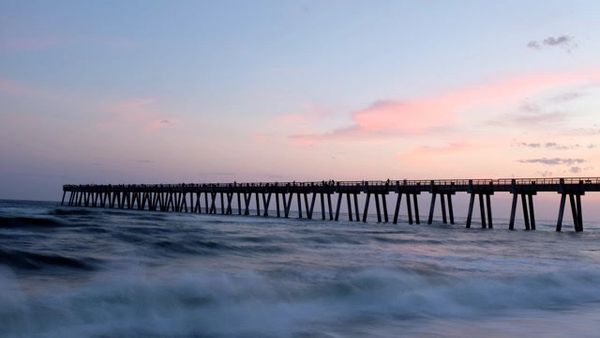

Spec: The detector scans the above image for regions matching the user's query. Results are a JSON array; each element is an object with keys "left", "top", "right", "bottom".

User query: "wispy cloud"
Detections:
[
  {"left": 568, "top": 128, "right": 600, "bottom": 136},
  {"left": 511, "top": 111, "right": 566, "bottom": 125},
  {"left": 544, "top": 36, "right": 575, "bottom": 47},
  {"left": 519, "top": 142, "right": 542, "bottom": 148},
  {"left": 517, "top": 142, "right": 594, "bottom": 150},
  {"left": 518, "top": 158, "right": 585, "bottom": 166},
  {"left": 547, "top": 91, "right": 584, "bottom": 103},
  {"left": 527, "top": 35, "right": 577, "bottom": 52},
  {"left": 292, "top": 69, "right": 600, "bottom": 143},
  {"left": 513, "top": 102, "right": 567, "bottom": 124},
  {"left": 570, "top": 166, "right": 582, "bottom": 174}
]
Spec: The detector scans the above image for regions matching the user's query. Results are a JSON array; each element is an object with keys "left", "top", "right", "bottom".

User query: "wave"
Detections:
[
  {"left": 152, "top": 239, "right": 230, "bottom": 255},
  {"left": 150, "top": 238, "right": 288, "bottom": 257},
  {"left": 47, "top": 208, "right": 93, "bottom": 216},
  {"left": 2, "top": 267, "right": 600, "bottom": 337},
  {"left": 0, "top": 247, "right": 98, "bottom": 271},
  {"left": 0, "top": 216, "right": 68, "bottom": 228}
]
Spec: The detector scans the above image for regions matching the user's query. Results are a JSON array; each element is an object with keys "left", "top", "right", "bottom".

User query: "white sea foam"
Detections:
[{"left": 2, "top": 265, "right": 600, "bottom": 337}]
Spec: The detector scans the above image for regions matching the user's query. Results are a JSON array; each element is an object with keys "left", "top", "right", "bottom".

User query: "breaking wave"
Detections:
[{"left": 2, "top": 267, "right": 600, "bottom": 337}]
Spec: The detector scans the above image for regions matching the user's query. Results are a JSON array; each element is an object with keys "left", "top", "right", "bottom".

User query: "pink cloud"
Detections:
[{"left": 292, "top": 69, "right": 600, "bottom": 143}]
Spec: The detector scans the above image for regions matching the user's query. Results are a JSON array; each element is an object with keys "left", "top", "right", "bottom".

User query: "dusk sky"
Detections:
[{"left": 2, "top": 0, "right": 600, "bottom": 201}]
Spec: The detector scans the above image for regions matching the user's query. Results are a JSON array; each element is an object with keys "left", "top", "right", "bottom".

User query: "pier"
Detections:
[{"left": 62, "top": 177, "right": 600, "bottom": 232}]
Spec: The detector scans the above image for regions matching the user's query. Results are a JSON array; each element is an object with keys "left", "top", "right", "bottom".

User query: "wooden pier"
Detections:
[{"left": 62, "top": 177, "right": 600, "bottom": 232}]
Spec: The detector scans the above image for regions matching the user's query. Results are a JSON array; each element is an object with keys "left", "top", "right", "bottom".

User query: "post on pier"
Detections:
[
  {"left": 392, "top": 190, "right": 402, "bottom": 224},
  {"left": 327, "top": 193, "right": 334, "bottom": 220},
  {"left": 262, "top": 191, "right": 272, "bottom": 217},
  {"left": 255, "top": 191, "right": 261, "bottom": 216},
  {"left": 304, "top": 192, "right": 310, "bottom": 218},
  {"left": 346, "top": 192, "right": 353, "bottom": 221},
  {"left": 297, "top": 191, "right": 303, "bottom": 219},
  {"left": 275, "top": 192, "right": 281, "bottom": 217},
  {"left": 412, "top": 193, "right": 420, "bottom": 224},
  {"left": 307, "top": 192, "right": 317, "bottom": 220},
  {"left": 556, "top": 179, "right": 585, "bottom": 232},
  {"left": 508, "top": 180, "right": 536, "bottom": 231},
  {"left": 362, "top": 191, "right": 371, "bottom": 223},
  {"left": 374, "top": 193, "right": 382, "bottom": 223},
  {"left": 284, "top": 192, "right": 293, "bottom": 218},
  {"left": 381, "top": 193, "right": 389, "bottom": 223},
  {"left": 320, "top": 192, "right": 325, "bottom": 220},
  {"left": 353, "top": 193, "right": 360, "bottom": 222},
  {"left": 466, "top": 180, "right": 493, "bottom": 229},
  {"left": 362, "top": 183, "right": 390, "bottom": 223},
  {"left": 334, "top": 190, "right": 342, "bottom": 221},
  {"left": 427, "top": 181, "right": 456, "bottom": 225}
]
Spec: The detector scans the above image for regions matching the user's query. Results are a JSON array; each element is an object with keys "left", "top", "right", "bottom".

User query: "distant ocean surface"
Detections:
[{"left": 3, "top": 199, "right": 600, "bottom": 337}]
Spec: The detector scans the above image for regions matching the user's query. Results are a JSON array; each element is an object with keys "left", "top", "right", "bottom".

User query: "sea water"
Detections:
[{"left": 2, "top": 199, "right": 600, "bottom": 337}]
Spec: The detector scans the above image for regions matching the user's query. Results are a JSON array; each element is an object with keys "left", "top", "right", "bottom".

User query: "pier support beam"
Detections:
[
  {"left": 374, "top": 193, "right": 382, "bottom": 222},
  {"left": 327, "top": 193, "right": 333, "bottom": 220},
  {"left": 362, "top": 193, "right": 371, "bottom": 222},
  {"left": 388, "top": 192, "right": 420, "bottom": 224},
  {"left": 346, "top": 193, "right": 353, "bottom": 221},
  {"left": 392, "top": 192, "right": 402, "bottom": 224},
  {"left": 334, "top": 192, "right": 342, "bottom": 221},
  {"left": 413, "top": 194, "right": 420, "bottom": 224},
  {"left": 353, "top": 193, "right": 360, "bottom": 222},
  {"left": 284, "top": 193, "right": 293, "bottom": 218},
  {"left": 320, "top": 193, "right": 325, "bottom": 220},
  {"left": 362, "top": 193, "right": 391, "bottom": 223},
  {"left": 427, "top": 192, "right": 455, "bottom": 225},
  {"left": 297, "top": 192, "right": 303, "bottom": 219},
  {"left": 556, "top": 192, "right": 584, "bottom": 232},
  {"left": 308, "top": 193, "right": 317, "bottom": 220},
  {"left": 256, "top": 192, "right": 261, "bottom": 216},
  {"left": 262, "top": 192, "right": 271, "bottom": 217},
  {"left": 466, "top": 193, "right": 493, "bottom": 229},
  {"left": 508, "top": 192, "right": 536, "bottom": 230}
]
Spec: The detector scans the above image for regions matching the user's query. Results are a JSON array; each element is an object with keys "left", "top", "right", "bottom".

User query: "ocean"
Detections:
[{"left": 2, "top": 199, "right": 600, "bottom": 337}]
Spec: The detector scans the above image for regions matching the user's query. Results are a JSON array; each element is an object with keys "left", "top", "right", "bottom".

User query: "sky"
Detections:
[{"left": 2, "top": 0, "right": 600, "bottom": 205}]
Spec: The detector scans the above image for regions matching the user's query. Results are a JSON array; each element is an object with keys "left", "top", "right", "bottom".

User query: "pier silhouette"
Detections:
[{"left": 63, "top": 177, "right": 599, "bottom": 232}]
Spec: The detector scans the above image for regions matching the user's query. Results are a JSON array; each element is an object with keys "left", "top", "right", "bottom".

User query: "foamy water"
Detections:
[{"left": 2, "top": 199, "right": 600, "bottom": 337}]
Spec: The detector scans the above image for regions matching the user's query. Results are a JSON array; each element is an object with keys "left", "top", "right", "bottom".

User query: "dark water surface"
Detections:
[{"left": 2, "top": 199, "right": 600, "bottom": 337}]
